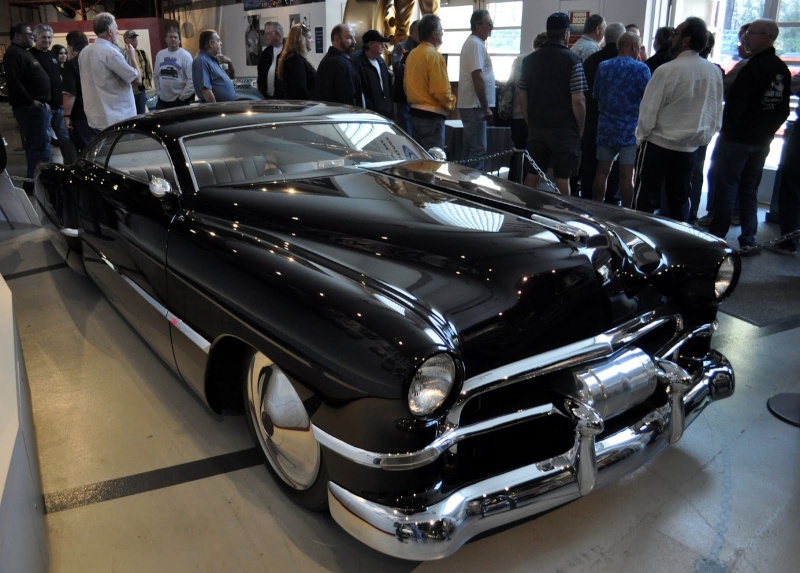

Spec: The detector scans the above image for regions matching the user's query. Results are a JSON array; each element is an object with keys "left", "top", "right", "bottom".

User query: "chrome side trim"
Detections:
[
  {"left": 166, "top": 311, "right": 211, "bottom": 354},
  {"left": 328, "top": 350, "right": 734, "bottom": 561},
  {"left": 313, "top": 403, "right": 557, "bottom": 470},
  {"left": 100, "top": 255, "right": 211, "bottom": 354}
]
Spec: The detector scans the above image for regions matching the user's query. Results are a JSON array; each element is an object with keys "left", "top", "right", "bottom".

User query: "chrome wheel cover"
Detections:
[{"left": 245, "top": 352, "right": 320, "bottom": 490}]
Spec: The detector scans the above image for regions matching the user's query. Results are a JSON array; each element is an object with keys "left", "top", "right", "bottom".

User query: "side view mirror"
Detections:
[
  {"left": 149, "top": 176, "right": 174, "bottom": 198},
  {"left": 428, "top": 147, "right": 447, "bottom": 161}
]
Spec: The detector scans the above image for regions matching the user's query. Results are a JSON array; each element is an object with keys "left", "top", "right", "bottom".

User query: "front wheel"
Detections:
[{"left": 243, "top": 350, "right": 328, "bottom": 511}]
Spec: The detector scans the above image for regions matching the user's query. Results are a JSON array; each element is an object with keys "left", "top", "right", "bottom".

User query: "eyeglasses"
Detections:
[{"left": 483, "top": 21, "right": 494, "bottom": 27}]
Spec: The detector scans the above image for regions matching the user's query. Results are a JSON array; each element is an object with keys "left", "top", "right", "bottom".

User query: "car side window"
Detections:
[
  {"left": 106, "top": 132, "right": 177, "bottom": 188},
  {"left": 83, "top": 135, "right": 116, "bottom": 168}
]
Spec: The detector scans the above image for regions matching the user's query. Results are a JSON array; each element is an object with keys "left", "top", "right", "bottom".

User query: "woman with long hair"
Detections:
[
  {"left": 51, "top": 43, "right": 68, "bottom": 70},
  {"left": 277, "top": 24, "right": 316, "bottom": 100}
]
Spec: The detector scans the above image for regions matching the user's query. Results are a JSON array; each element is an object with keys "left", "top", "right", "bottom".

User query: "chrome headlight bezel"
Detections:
[
  {"left": 714, "top": 254, "right": 737, "bottom": 300},
  {"left": 408, "top": 353, "right": 456, "bottom": 417}
]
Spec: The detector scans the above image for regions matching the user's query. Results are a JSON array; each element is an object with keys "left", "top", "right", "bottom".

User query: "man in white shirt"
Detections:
[
  {"left": 571, "top": 14, "right": 606, "bottom": 61},
  {"left": 154, "top": 26, "right": 195, "bottom": 109},
  {"left": 257, "top": 21, "right": 284, "bottom": 99},
  {"left": 458, "top": 9, "right": 496, "bottom": 171},
  {"left": 79, "top": 12, "right": 141, "bottom": 132},
  {"left": 633, "top": 17, "right": 723, "bottom": 221}
]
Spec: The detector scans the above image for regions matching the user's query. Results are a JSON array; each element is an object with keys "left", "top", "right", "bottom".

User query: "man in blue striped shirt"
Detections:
[{"left": 518, "top": 12, "right": 587, "bottom": 195}]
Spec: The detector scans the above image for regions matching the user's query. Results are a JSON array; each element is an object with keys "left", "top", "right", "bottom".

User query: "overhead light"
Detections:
[{"left": 54, "top": 4, "right": 77, "bottom": 19}]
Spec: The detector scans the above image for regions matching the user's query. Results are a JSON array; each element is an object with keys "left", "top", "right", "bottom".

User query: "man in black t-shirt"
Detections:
[
  {"left": 62, "top": 31, "right": 93, "bottom": 153},
  {"left": 30, "top": 23, "right": 78, "bottom": 164}
]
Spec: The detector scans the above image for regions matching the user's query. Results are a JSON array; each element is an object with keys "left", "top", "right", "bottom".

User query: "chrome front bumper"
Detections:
[{"left": 327, "top": 350, "right": 734, "bottom": 561}]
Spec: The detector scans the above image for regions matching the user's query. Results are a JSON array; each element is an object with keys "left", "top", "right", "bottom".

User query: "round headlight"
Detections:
[
  {"left": 715, "top": 254, "right": 736, "bottom": 300},
  {"left": 408, "top": 354, "right": 456, "bottom": 417}
]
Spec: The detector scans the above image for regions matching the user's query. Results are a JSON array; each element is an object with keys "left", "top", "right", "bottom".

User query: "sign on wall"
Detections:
[{"left": 569, "top": 10, "right": 590, "bottom": 46}]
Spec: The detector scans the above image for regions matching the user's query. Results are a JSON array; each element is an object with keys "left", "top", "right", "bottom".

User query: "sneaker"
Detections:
[
  {"left": 696, "top": 214, "right": 713, "bottom": 227},
  {"left": 739, "top": 244, "right": 762, "bottom": 257},
  {"left": 765, "top": 244, "right": 797, "bottom": 257}
]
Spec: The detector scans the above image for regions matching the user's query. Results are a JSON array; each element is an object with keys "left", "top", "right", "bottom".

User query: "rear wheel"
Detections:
[{"left": 243, "top": 350, "right": 328, "bottom": 511}]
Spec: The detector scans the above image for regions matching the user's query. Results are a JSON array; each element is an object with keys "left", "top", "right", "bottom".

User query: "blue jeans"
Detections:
[
  {"left": 411, "top": 113, "right": 445, "bottom": 151},
  {"left": 394, "top": 103, "right": 412, "bottom": 137},
  {"left": 69, "top": 117, "right": 95, "bottom": 154},
  {"left": 708, "top": 136, "right": 770, "bottom": 247},
  {"left": 459, "top": 107, "right": 487, "bottom": 170},
  {"left": 704, "top": 146, "right": 739, "bottom": 215},
  {"left": 13, "top": 103, "right": 51, "bottom": 180},
  {"left": 50, "top": 108, "right": 78, "bottom": 164},
  {"left": 134, "top": 89, "right": 148, "bottom": 114}
]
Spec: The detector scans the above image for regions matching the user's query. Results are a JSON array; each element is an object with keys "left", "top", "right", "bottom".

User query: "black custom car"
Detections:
[{"left": 35, "top": 102, "right": 740, "bottom": 560}]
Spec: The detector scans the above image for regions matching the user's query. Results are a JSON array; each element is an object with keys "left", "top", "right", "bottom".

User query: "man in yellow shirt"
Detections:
[{"left": 404, "top": 14, "right": 456, "bottom": 149}]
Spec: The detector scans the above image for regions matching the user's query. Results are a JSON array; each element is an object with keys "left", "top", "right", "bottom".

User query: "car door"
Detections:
[{"left": 77, "top": 131, "right": 181, "bottom": 370}]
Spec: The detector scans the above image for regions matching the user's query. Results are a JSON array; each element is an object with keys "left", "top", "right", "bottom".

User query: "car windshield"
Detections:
[{"left": 182, "top": 121, "right": 426, "bottom": 187}]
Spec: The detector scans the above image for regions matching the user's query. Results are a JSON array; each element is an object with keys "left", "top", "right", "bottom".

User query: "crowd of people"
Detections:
[
  {"left": 4, "top": 12, "right": 230, "bottom": 185},
  {"left": 4, "top": 10, "right": 797, "bottom": 255},
  {"left": 513, "top": 11, "right": 795, "bottom": 256},
  {"left": 248, "top": 10, "right": 797, "bottom": 257}
]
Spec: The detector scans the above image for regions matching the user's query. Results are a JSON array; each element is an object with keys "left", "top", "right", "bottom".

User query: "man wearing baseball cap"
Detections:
[
  {"left": 354, "top": 30, "right": 393, "bottom": 118},
  {"left": 124, "top": 29, "right": 153, "bottom": 114},
  {"left": 518, "top": 12, "right": 587, "bottom": 194}
]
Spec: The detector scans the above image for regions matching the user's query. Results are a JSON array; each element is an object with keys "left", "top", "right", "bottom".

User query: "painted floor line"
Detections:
[
  {"left": 2, "top": 261, "right": 69, "bottom": 281},
  {"left": 44, "top": 448, "right": 262, "bottom": 514}
]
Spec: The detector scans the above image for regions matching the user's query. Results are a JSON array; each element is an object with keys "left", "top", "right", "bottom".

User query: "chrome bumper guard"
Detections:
[{"left": 327, "top": 349, "right": 734, "bottom": 561}]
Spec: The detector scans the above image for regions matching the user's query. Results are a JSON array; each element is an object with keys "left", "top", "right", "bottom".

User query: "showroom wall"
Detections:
[
  {"left": 0, "top": 0, "right": 725, "bottom": 83},
  {"left": 214, "top": 0, "right": 653, "bottom": 79}
]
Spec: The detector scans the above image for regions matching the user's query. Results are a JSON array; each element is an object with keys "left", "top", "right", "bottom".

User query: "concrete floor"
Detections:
[{"left": 2, "top": 106, "right": 799, "bottom": 572}]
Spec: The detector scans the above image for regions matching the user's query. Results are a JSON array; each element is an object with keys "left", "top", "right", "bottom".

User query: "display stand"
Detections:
[{"left": 767, "top": 393, "right": 800, "bottom": 427}]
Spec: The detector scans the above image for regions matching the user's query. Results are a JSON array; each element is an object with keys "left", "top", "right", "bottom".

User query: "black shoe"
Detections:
[
  {"left": 739, "top": 245, "right": 762, "bottom": 257},
  {"left": 765, "top": 244, "right": 797, "bottom": 257},
  {"left": 696, "top": 214, "right": 713, "bottom": 227}
]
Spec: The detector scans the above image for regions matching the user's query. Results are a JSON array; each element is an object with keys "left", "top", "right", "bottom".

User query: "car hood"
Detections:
[{"left": 182, "top": 160, "right": 729, "bottom": 375}]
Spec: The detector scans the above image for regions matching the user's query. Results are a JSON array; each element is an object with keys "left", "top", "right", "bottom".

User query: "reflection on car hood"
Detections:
[{"left": 184, "top": 161, "right": 707, "bottom": 372}]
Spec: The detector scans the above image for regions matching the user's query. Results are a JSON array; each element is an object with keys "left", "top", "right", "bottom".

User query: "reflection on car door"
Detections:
[{"left": 78, "top": 131, "right": 180, "bottom": 370}]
